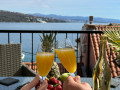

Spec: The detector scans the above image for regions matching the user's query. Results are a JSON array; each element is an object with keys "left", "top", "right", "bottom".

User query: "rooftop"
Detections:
[{"left": 81, "top": 23, "right": 120, "bottom": 77}]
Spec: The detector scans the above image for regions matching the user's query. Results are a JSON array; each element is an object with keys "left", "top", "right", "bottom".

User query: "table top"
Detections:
[
  {"left": 0, "top": 77, "right": 34, "bottom": 90},
  {"left": 81, "top": 78, "right": 120, "bottom": 90},
  {"left": 0, "top": 77, "right": 120, "bottom": 90}
]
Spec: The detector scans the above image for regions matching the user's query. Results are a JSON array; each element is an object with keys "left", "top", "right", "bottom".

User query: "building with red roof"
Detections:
[{"left": 79, "top": 23, "right": 120, "bottom": 77}]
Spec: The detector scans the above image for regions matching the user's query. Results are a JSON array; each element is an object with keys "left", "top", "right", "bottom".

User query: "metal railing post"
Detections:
[
  {"left": 31, "top": 33, "right": 33, "bottom": 70},
  {"left": 66, "top": 33, "right": 67, "bottom": 38},
  {"left": 8, "top": 32, "right": 10, "bottom": 43},
  {"left": 77, "top": 33, "right": 78, "bottom": 59},
  {"left": 20, "top": 33, "right": 22, "bottom": 43},
  {"left": 55, "top": 32, "right": 57, "bottom": 62},
  {"left": 87, "top": 33, "right": 91, "bottom": 77},
  {"left": 76, "top": 33, "right": 79, "bottom": 75}
]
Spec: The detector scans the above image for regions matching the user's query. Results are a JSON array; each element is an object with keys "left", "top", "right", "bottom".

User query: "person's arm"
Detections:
[{"left": 21, "top": 74, "right": 48, "bottom": 90}]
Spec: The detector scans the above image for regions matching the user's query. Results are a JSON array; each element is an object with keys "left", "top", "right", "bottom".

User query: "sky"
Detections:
[{"left": 0, "top": 0, "right": 120, "bottom": 19}]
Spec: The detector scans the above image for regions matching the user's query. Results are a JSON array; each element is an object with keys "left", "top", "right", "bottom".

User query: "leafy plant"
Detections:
[{"left": 103, "top": 28, "right": 120, "bottom": 58}]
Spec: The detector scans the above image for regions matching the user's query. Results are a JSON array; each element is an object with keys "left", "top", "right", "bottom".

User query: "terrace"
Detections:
[
  {"left": 0, "top": 29, "right": 103, "bottom": 77},
  {"left": 1, "top": 24, "right": 120, "bottom": 89},
  {"left": 0, "top": 23, "right": 120, "bottom": 78}
]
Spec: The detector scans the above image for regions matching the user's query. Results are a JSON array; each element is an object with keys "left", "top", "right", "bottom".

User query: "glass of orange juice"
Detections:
[
  {"left": 36, "top": 41, "right": 55, "bottom": 80},
  {"left": 55, "top": 38, "right": 77, "bottom": 74}
]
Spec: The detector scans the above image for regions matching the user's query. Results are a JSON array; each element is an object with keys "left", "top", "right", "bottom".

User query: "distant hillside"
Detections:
[
  {"left": 1, "top": 10, "right": 120, "bottom": 23},
  {"left": 0, "top": 10, "right": 67, "bottom": 23},
  {"left": 33, "top": 13, "right": 120, "bottom": 23},
  {"left": 0, "top": 10, "right": 29, "bottom": 22}
]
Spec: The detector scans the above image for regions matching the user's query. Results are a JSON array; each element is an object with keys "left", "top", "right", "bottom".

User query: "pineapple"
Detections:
[
  {"left": 47, "top": 62, "right": 60, "bottom": 79},
  {"left": 39, "top": 32, "right": 60, "bottom": 79}
]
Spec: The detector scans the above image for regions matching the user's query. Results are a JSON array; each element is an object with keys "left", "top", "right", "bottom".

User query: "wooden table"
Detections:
[{"left": 0, "top": 77, "right": 120, "bottom": 90}]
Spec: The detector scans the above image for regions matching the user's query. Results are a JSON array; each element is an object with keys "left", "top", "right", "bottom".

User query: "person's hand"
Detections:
[
  {"left": 63, "top": 76, "right": 92, "bottom": 90},
  {"left": 36, "top": 80, "right": 48, "bottom": 90},
  {"left": 21, "top": 74, "right": 48, "bottom": 90}
]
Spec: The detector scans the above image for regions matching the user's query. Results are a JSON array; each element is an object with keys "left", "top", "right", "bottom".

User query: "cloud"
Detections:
[
  {"left": 41, "top": 4, "right": 50, "bottom": 8},
  {"left": 33, "top": 0, "right": 51, "bottom": 8}
]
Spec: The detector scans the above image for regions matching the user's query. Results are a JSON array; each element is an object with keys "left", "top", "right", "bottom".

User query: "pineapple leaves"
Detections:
[
  {"left": 49, "top": 33, "right": 53, "bottom": 41},
  {"left": 40, "top": 32, "right": 57, "bottom": 42},
  {"left": 39, "top": 35, "right": 43, "bottom": 42},
  {"left": 52, "top": 33, "right": 57, "bottom": 42},
  {"left": 39, "top": 32, "right": 57, "bottom": 52}
]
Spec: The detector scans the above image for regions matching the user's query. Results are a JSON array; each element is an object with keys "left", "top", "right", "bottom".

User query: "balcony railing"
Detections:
[{"left": 0, "top": 30, "right": 103, "bottom": 77}]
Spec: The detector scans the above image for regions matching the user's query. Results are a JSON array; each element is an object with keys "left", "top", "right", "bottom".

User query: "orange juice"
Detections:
[
  {"left": 56, "top": 48, "right": 77, "bottom": 73},
  {"left": 36, "top": 52, "right": 54, "bottom": 76}
]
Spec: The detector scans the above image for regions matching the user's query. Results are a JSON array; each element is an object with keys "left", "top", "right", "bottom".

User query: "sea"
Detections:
[{"left": 0, "top": 22, "right": 107, "bottom": 62}]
